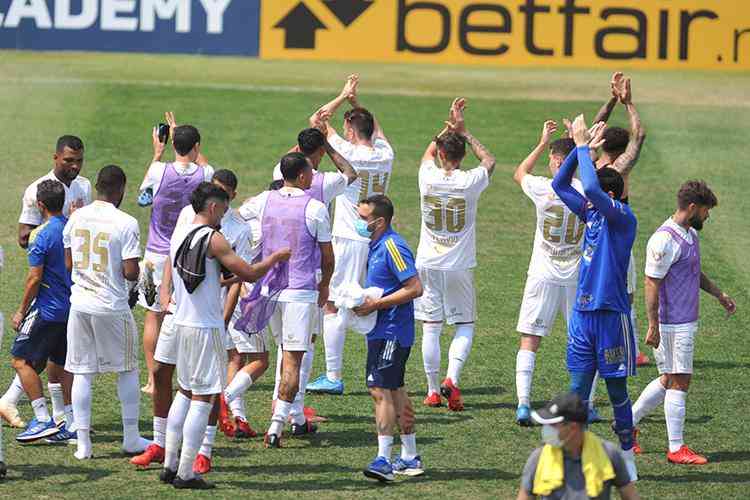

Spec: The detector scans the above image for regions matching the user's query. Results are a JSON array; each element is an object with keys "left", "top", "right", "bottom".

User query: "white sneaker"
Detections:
[{"left": 621, "top": 448, "right": 638, "bottom": 482}]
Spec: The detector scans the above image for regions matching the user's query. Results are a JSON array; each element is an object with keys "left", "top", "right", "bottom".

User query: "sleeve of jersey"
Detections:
[
  {"left": 520, "top": 174, "right": 545, "bottom": 202},
  {"left": 18, "top": 186, "right": 42, "bottom": 226},
  {"left": 139, "top": 162, "right": 162, "bottom": 192},
  {"left": 62, "top": 217, "right": 73, "bottom": 249},
  {"left": 121, "top": 220, "right": 142, "bottom": 260},
  {"left": 385, "top": 238, "right": 417, "bottom": 283},
  {"left": 27, "top": 231, "right": 46, "bottom": 267},
  {"left": 323, "top": 172, "right": 347, "bottom": 201},
  {"left": 645, "top": 232, "right": 679, "bottom": 279},
  {"left": 469, "top": 166, "right": 490, "bottom": 193},
  {"left": 312, "top": 203, "right": 333, "bottom": 243},
  {"left": 328, "top": 133, "right": 353, "bottom": 157}
]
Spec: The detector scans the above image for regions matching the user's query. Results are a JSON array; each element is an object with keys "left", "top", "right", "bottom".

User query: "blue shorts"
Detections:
[
  {"left": 366, "top": 339, "right": 411, "bottom": 390},
  {"left": 10, "top": 308, "right": 67, "bottom": 366},
  {"left": 567, "top": 309, "right": 636, "bottom": 378}
]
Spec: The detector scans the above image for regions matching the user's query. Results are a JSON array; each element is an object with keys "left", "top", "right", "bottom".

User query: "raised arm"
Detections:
[
  {"left": 611, "top": 79, "right": 646, "bottom": 175},
  {"left": 551, "top": 147, "right": 587, "bottom": 217},
  {"left": 514, "top": 120, "right": 557, "bottom": 185},
  {"left": 314, "top": 75, "right": 358, "bottom": 138},
  {"left": 593, "top": 72, "right": 623, "bottom": 123},
  {"left": 447, "top": 98, "right": 496, "bottom": 176}
]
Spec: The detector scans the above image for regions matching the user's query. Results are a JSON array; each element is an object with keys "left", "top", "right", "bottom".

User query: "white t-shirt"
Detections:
[
  {"left": 176, "top": 206, "right": 255, "bottom": 263},
  {"left": 521, "top": 174, "right": 585, "bottom": 285},
  {"left": 19, "top": 171, "right": 92, "bottom": 226},
  {"left": 645, "top": 218, "right": 699, "bottom": 333},
  {"left": 63, "top": 200, "right": 141, "bottom": 314},
  {"left": 416, "top": 160, "right": 489, "bottom": 270},
  {"left": 239, "top": 187, "right": 332, "bottom": 303},
  {"left": 139, "top": 161, "right": 214, "bottom": 195},
  {"left": 328, "top": 133, "right": 394, "bottom": 242},
  {"left": 170, "top": 224, "right": 224, "bottom": 330},
  {"left": 272, "top": 164, "right": 348, "bottom": 208}
]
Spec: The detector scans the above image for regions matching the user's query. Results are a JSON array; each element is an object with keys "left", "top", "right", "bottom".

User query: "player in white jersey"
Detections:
[
  {"left": 62, "top": 165, "right": 149, "bottom": 460},
  {"left": 416, "top": 98, "right": 495, "bottom": 411},
  {"left": 512, "top": 122, "right": 584, "bottom": 426},
  {"left": 159, "top": 182, "right": 289, "bottom": 489},
  {"left": 306, "top": 75, "right": 396, "bottom": 395}
]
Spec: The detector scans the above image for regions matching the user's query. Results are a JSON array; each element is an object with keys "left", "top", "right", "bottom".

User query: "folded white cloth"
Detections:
[{"left": 333, "top": 283, "right": 384, "bottom": 335}]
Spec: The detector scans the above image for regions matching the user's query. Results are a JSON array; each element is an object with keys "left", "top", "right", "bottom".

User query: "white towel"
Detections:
[{"left": 333, "top": 283, "right": 384, "bottom": 335}]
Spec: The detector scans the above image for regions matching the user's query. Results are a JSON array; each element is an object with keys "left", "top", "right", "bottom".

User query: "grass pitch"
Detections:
[{"left": 0, "top": 52, "right": 749, "bottom": 499}]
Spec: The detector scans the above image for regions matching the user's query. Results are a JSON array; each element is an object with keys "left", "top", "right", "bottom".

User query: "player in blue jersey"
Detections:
[{"left": 551, "top": 115, "right": 638, "bottom": 481}]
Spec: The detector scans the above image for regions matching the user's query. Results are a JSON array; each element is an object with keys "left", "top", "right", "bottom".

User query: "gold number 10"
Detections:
[{"left": 74, "top": 229, "right": 110, "bottom": 272}]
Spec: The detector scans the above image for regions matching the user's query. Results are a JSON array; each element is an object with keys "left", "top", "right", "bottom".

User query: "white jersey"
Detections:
[
  {"left": 272, "top": 164, "right": 348, "bottom": 208},
  {"left": 416, "top": 160, "right": 489, "bottom": 271},
  {"left": 139, "top": 161, "right": 214, "bottom": 195},
  {"left": 521, "top": 175, "right": 585, "bottom": 285},
  {"left": 19, "top": 171, "right": 92, "bottom": 226},
  {"left": 329, "top": 133, "right": 394, "bottom": 242},
  {"left": 63, "top": 200, "right": 141, "bottom": 314},
  {"left": 177, "top": 206, "right": 255, "bottom": 263},
  {"left": 170, "top": 224, "right": 224, "bottom": 330}
]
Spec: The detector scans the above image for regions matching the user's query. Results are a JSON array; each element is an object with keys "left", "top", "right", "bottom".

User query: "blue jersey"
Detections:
[
  {"left": 28, "top": 215, "right": 72, "bottom": 322},
  {"left": 365, "top": 227, "right": 418, "bottom": 346},
  {"left": 552, "top": 146, "right": 637, "bottom": 313}
]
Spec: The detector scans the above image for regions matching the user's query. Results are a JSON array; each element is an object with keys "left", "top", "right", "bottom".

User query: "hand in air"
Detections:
[{"left": 540, "top": 120, "right": 558, "bottom": 145}]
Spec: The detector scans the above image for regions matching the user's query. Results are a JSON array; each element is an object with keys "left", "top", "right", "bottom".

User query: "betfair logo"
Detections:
[{"left": 274, "top": 1, "right": 374, "bottom": 49}]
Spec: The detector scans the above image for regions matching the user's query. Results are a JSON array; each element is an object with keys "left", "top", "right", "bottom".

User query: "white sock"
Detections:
[
  {"left": 117, "top": 370, "right": 144, "bottom": 449},
  {"left": 48, "top": 383, "right": 65, "bottom": 424},
  {"left": 400, "top": 433, "right": 418, "bottom": 461},
  {"left": 165, "top": 392, "right": 191, "bottom": 471},
  {"left": 224, "top": 371, "right": 253, "bottom": 402},
  {"left": 515, "top": 349, "right": 536, "bottom": 407},
  {"left": 31, "top": 397, "right": 51, "bottom": 423},
  {"left": 177, "top": 400, "right": 212, "bottom": 481},
  {"left": 199, "top": 424, "right": 217, "bottom": 458},
  {"left": 72, "top": 373, "right": 94, "bottom": 459},
  {"left": 75, "top": 429, "right": 92, "bottom": 460},
  {"left": 323, "top": 313, "right": 345, "bottom": 381},
  {"left": 633, "top": 378, "right": 667, "bottom": 425},
  {"left": 378, "top": 435, "right": 394, "bottom": 461},
  {"left": 447, "top": 324, "right": 474, "bottom": 385},
  {"left": 421, "top": 322, "right": 443, "bottom": 394},
  {"left": 153, "top": 416, "right": 167, "bottom": 448},
  {"left": 1, "top": 375, "right": 25, "bottom": 405},
  {"left": 272, "top": 345, "right": 283, "bottom": 401},
  {"left": 64, "top": 404, "right": 74, "bottom": 428},
  {"left": 229, "top": 396, "right": 247, "bottom": 421},
  {"left": 269, "top": 399, "right": 292, "bottom": 437},
  {"left": 589, "top": 372, "right": 600, "bottom": 410},
  {"left": 665, "top": 389, "right": 687, "bottom": 453},
  {"left": 290, "top": 349, "right": 314, "bottom": 425}
]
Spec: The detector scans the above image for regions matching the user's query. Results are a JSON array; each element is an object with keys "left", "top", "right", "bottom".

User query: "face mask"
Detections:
[
  {"left": 354, "top": 218, "right": 374, "bottom": 238},
  {"left": 541, "top": 424, "right": 563, "bottom": 447}
]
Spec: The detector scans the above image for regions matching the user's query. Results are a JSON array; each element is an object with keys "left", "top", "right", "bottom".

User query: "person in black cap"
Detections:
[{"left": 517, "top": 392, "right": 640, "bottom": 500}]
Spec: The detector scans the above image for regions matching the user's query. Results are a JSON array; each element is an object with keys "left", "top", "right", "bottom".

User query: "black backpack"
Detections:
[{"left": 174, "top": 225, "right": 215, "bottom": 294}]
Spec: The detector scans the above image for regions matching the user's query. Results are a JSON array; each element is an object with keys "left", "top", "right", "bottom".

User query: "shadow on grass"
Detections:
[
  {"left": 708, "top": 450, "right": 750, "bottom": 463},
  {"left": 640, "top": 472, "right": 750, "bottom": 483},
  {"left": 321, "top": 413, "right": 474, "bottom": 425},
  {"left": 301, "top": 430, "right": 444, "bottom": 448},
  {"left": 692, "top": 360, "right": 745, "bottom": 370},
  {"left": 3, "top": 463, "right": 111, "bottom": 485},
  {"left": 638, "top": 415, "right": 712, "bottom": 425}
]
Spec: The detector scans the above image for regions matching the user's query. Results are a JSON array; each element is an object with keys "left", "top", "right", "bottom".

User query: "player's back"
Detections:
[
  {"left": 64, "top": 200, "right": 140, "bottom": 314},
  {"left": 416, "top": 160, "right": 488, "bottom": 270}
]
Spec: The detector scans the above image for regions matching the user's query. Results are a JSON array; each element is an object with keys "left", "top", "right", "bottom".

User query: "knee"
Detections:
[
  {"left": 369, "top": 388, "right": 384, "bottom": 404},
  {"left": 570, "top": 372, "right": 594, "bottom": 397},
  {"left": 519, "top": 335, "right": 541, "bottom": 352},
  {"left": 11, "top": 357, "right": 28, "bottom": 371},
  {"left": 669, "top": 375, "right": 691, "bottom": 392}
]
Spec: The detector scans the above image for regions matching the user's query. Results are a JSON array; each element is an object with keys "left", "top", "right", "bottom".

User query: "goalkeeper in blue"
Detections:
[{"left": 551, "top": 115, "right": 639, "bottom": 482}]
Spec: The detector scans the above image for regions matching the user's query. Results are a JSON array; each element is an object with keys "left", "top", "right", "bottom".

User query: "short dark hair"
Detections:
[
  {"left": 279, "top": 152, "right": 310, "bottom": 181},
  {"left": 191, "top": 181, "right": 229, "bottom": 213},
  {"left": 269, "top": 179, "right": 284, "bottom": 191},
  {"left": 96, "top": 165, "right": 127, "bottom": 196},
  {"left": 297, "top": 128, "right": 326, "bottom": 156},
  {"left": 602, "top": 127, "right": 629, "bottom": 157},
  {"left": 361, "top": 194, "right": 394, "bottom": 225},
  {"left": 550, "top": 138, "right": 576, "bottom": 157},
  {"left": 344, "top": 107, "right": 375, "bottom": 139},
  {"left": 596, "top": 167, "right": 624, "bottom": 200},
  {"left": 173, "top": 125, "right": 201, "bottom": 156},
  {"left": 436, "top": 132, "right": 467, "bottom": 162},
  {"left": 56, "top": 135, "right": 84, "bottom": 153},
  {"left": 677, "top": 180, "right": 717, "bottom": 210},
  {"left": 36, "top": 179, "right": 65, "bottom": 212},
  {"left": 212, "top": 169, "right": 238, "bottom": 191}
]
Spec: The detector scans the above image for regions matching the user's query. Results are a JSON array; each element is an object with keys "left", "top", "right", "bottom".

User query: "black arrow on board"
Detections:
[
  {"left": 274, "top": 2, "right": 327, "bottom": 49},
  {"left": 323, "top": 0, "right": 374, "bottom": 27}
]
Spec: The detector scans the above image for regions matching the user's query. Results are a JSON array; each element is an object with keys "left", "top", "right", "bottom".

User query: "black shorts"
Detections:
[
  {"left": 366, "top": 339, "right": 411, "bottom": 390},
  {"left": 10, "top": 308, "right": 67, "bottom": 366}
]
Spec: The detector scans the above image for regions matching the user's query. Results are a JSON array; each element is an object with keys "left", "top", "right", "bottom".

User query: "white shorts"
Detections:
[
  {"left": 268, "top": 302, "right": 316, "bottom": 352},
  {"left": 65, "top": 309, "right": 138, "bottom": 374},
  {"left": 415, "top": 268, "right": 476, "bottom": 325},
  {"left": 175, "top": 325, "right": 228, "bottom": 396},
  {"left": 516, "top": 276, "right": 577, "bottom": 337},
  {"left": 627, "top": 251, "right": 637, "bottom": 295},
  {"left": 329, "top": 236, "right": 369, "bottom": 303},
  {"left": 228, "top": 323, "right": 270, "bottom": 354},
  {"left": 154, "top": 313, "right": 178, "bottom": 365},
  {"left": 138, "top": 250, "right": 168, "bottom": 312},
  {"left": 654, "top": 324, "right": 697, "bottom": 375}
]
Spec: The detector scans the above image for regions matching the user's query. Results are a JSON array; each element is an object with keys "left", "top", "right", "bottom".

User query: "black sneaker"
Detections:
[
  {"left": 159, "top": 468, "right": 177, "bottom": 484},
  {"left": 291, "top": 420, "right": 318, "bottom": 436},
  {"left": 173, "top": 476, "right": 215, "bottom": 490},
  {"left": 264, "top": 432, "right": 282, "bottom": 448}
]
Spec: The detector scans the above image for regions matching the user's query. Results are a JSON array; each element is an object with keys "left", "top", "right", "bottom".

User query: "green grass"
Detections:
[{"left": 0, "top": 51, "right": 749, "bottom": 499}]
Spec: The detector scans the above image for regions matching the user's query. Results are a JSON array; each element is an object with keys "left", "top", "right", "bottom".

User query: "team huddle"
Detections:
[{"left": 0, "top": 73, "right": 736, "bottom": 493}]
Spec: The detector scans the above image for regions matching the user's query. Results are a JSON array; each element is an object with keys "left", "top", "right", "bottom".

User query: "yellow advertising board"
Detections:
[{"left": 260, "top": 0, "right": 750, "bottom": 70}]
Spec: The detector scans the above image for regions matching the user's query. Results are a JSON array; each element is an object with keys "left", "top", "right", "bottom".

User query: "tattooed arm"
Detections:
[
  {"left": 611, "top": 79, "right": 647, "bottom": 175},
  {"left": 464, "top": 131, "right": 496, "bottom": 177}
]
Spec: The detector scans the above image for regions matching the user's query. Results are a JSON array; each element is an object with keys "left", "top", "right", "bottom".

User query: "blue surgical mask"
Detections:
[{"left": 355, "top": 218, "right": 374, "bottom": 238}]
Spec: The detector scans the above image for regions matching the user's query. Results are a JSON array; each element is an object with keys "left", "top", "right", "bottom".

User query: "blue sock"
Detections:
[
  {"left": 605, "top": 377, "right": 634, "bottom": 450},
  {"left": 570, "top": 371, "right": 595, "bottom": 408}
]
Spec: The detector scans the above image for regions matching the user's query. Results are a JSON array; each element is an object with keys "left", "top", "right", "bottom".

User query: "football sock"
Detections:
[
  {"left": 606, "top": 376, "right": 634, "bottom": 451},
  {"left": 447, "top": 323, "right": 474, "bottom": 385},
  {"left": 377, "top": 435, "right": 394, "bottom": 461},
  {"left": 48, "top": 383, "right": 65, "bottom": 424},
  {"left": 633, "top": 378, "right": 667, "bottom": 425},
  {"left": 421, "top": 322, "right": 443, "bottom": 394},
  {"left": 64, "top": 404, "right": 74, "bottom": 428},
  {"left": 31, "top": 397, "right": 51, "bottom": 423},
  {"left": 177, "top": 400, "right": 211, "bottom": 481},
  {"left": 229, "top": 396, "right": 247, "bottom": 421},
  {"left": 199, "top": 424, "right": 217, "bottom": 459},
  {"left": 72, "top": 373, "right": 94, "bottom": 459},
  {"left": 291, "top": 349, "right": 314, "bottom": 426},
  {"left": 117, "top": 369, "right": 145, "bottom": 450},
  {"left": 272, "top": 345, "right": 283, "bottom": 401},
  {"left": 323, "top": 313, "right": 345, "bottom": 382},
  {"left": 589, "top": 372, "right": 600, "bottom": 410},
  {"left": 400, "top": 433, "right": 418, "bottom": 461},
  {"left": 269, "top": 399, "right": 292, "bottom": 437},
  {"left": 665, "top": 389, "right": 687, "bottom": 453},
  {"left": 1, "top": 375, "right": 25, "bottom": 405},
  {"left": 515, "top": 349, "right": 536, "bottom": 407},
  {"left": 165, "top": 392, "right": 191, "bottom": 471},
  {"left": 153, "top": 416, "right": 167, "bottom": 448},
  {"left": 224, "top": 371, "right": 253, "bottom": 403}
]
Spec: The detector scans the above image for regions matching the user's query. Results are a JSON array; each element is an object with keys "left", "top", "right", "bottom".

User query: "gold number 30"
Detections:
[
  {"left": 74, "top": 229, "right": 110, "bottom": 272},
  {"left": 424, "top": 195, "right": 467, "bottom": 234}
]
